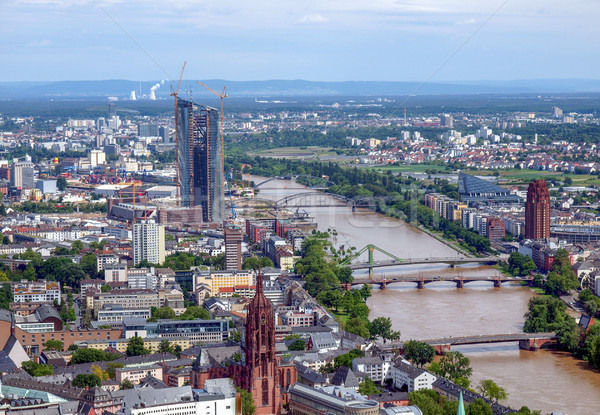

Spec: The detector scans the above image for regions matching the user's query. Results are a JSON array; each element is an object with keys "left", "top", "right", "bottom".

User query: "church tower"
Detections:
[{"left": 242, "top": 271, "right": 281, "bottom": 414}]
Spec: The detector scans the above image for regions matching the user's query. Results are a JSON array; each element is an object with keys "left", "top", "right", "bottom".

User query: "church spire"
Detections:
[
  {"left": 457, "top": 391, "right": 466, "bottom": 415},
  {"left": 256, "top": 266, "right": 264, "bottom": 296}
]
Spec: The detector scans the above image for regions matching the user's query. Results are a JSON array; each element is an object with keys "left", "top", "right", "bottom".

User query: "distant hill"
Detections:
[{"left": 2, "top": 79, "right": 600, "bottom": 99}]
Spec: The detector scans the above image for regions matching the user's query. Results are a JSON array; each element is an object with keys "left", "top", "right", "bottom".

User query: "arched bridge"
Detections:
[
  {"left": 350, "top": 275, "right": 532, "bottom": 289},
  {"left": 383, "top": 332, "right": 557, "bottom": 354},
  {"left": 274, "top": 192, "right": 370, "bottom": 210},
  {"left": 348, "top": 256, "right": 500, "bottom": 270}
]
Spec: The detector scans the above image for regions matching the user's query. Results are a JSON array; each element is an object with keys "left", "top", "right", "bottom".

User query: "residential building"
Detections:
[
  {"left": 12, "top": 280, "right": 61, "bottom": 304},
  {"left": 104, "top": 263, "right": 128, "bottom": 283},
  {"left": 116, "top": 365, "right": 163, "bottom": 385},
  {"left": 132, "top": 220, "right": 165, "bottom": 266},
  {"left": 97, "top": 254, "right": 120, "bottom": 272},
  {"left": 486, "top": 217, "right": 505, "bottom": 241},
  {"left": 194, "top": 269, "right": 255, "bottom": 297},
  {"left": 390, "top": 360, "right": 437, "bottom": 392},
  {"left": 352, "top": 356, "right": 392, "bottom": 383}
]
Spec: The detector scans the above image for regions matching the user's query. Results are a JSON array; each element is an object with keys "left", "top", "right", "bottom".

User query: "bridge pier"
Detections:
[
  {"left": 494, "top": 280, "right": 502, "bottom": 288},
  {"left": 456, "top": 279, "right": 464, "bottom": 288},
  {"left": 417, "top": 280, "right": 425, "bottom": 289},
  {"left": 433, "top": 344, "right": 451, "bottom": 355},
  {"left": 519, "top": 338, "right": 555, "bottom": 351},
  {"left": 379, "top": 281, "right": 387, "bottom": 290},
  {"left": 369, "top": 267, "right": 374, "bottom": 279}
]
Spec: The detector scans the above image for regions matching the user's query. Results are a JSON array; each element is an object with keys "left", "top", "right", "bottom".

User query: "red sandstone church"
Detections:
[{"left": 191, "top": 272, "right": 297, "bottom": 415}]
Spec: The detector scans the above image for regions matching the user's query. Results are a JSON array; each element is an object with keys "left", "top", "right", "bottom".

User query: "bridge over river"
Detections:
[
  {"left": 347, "top": 256, "right": 499, "bottom": 270},
  {"left": 382, "top": 332, "right": 557, "bottom": 354},
  {"left": 351, "top": 274, "right": 532, "bottom": 289}
]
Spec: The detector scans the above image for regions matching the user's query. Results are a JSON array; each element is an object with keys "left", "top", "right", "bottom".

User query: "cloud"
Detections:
[
  {"left": 456, "top": 18, "right": 476, "bottom": 25},
  {"left": 299, "top": 14, "right": 329, "bottom": 24},
  {"left": 26, "top": 39, "right": 52, "bottom": 47}
]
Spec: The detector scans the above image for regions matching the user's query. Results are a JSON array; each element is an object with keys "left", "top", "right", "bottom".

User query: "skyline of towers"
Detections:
[
  {"left": 525, "top": 179, "right": 550, "bottom": 240},
  {"left": 176, "top": 98, "right": 224, "bottom": 223}
]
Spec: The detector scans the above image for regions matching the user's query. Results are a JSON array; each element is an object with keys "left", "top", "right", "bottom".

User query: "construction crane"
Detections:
[
  {"left": 225, "top": 169, "right": 236, "bottom": 219},
  {"left": 171, "top": 62, "right": 186, "bottom": 206},
  {"left": 197, "top": 81, "right": 227, "bottom": 221}
]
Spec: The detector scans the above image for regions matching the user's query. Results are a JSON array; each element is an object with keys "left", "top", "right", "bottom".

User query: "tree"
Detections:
[
  {"left": 288, "top": 339, "right": 306, "bottom": 351},
  {"left": 357, "top": 377, "right": 382, "bottom": 395},
  {"left": 0, "top": 283, "right": 12, "bottom": 310},
  {"left": 334, "top": 349, "right": 364, "bottom": 369},
  {"left": 152, "top": 306, "right": 176, "bottom": 320},
  {"left": 72, "top": 373, "right": 102, "bottom": 388},
  {"left": 126, "top": 336, "right": 149, "bottom": 356},
  {"left": 466, "top": 399, "right": 493, "bottom": 415},
  {"left": 71, "top": 240, "right": 84, "bottom": 254},
  {"left": 403, "top": 340, "right": 435, "bottom": 367},
  {"left": 359, "top": 283, "right": 372, "bottom": 302},
  {"left": 120, "top": 378, "right": 134, "bottom": 390},
  {"left": 22, "top": 361, "right": 54, "bottom": 377},
  {"left": 106, "top": 362, "right": 125, "bottom": 379},
  {"left": 43, "top": 340, "right": 64, "bottom": 351},
  {"left": 408, "top": 390, "right": 445, "bottom": 415},
  {"left": 369, "top": 317, "right": 401, "bottom": 343},
  {"left": 57, "top": 176, "right": 68, "bottom": 191},
  {"left": 159, "top": 339, "right": 174, "bottom": 354},
  {"left": 344, "top": 317, "right": 371, "bottom": 339},
  {"left": 338, "top": 267, "right": 354, "bottom": 285},
  {"left": 179, "top": 305, "right": 210, "bottom": 320},
  {"left": 477, "top": 379, "right": 508, "bottom": 403},
  {"left": 260, "top": 257, "right": 274, "bottom": 268},
  {"left": 430, "top": 351, "right": 473, "bottom": 387},
  {"left": 506, "top": 252, "right": 536, "bottom": 276},
  {"left": 80, "top": 253, "right": 98, "bottom": 277},
  {"left": 242, "top": 256, "right": 260, "bottom": 270},
  {"left": 101, "top": 284, "right": 112, "bottom": 293},
  {"left": 71, "top": 348, "right": 116, "bottom": 364},
  {"left": 237, "top": 387, "right": 256, "bottom": 415}
]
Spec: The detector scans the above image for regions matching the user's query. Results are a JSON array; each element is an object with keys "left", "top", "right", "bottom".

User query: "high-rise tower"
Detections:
[
  {"left": 224, "top": 226, "right": 243, "bottom": 270},
  {"left": 132, "top": 220, "right": 165, "bottom": 266},
  {"left": 525, "top": 179, "right": 550, "bottom": 239},
  {"left": 175, "top": 98, "right": 224, "bottom": 223}
]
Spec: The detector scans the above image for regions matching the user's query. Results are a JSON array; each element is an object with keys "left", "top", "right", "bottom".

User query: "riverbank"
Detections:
[{"left": 416, "top": 225, "right": 473, "bottom": 257}]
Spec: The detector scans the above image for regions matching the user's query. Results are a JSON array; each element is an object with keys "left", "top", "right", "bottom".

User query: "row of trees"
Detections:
[{"left": 295, "top": 237, "right": 400, "bottom": 343}]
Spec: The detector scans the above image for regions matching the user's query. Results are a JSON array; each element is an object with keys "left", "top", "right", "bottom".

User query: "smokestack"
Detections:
[{"left": 149, "top": 83, "right": 160, "bottom": 100}]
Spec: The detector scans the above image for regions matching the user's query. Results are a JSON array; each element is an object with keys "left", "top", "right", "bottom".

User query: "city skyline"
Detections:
[{"left": 3, "top": 0, "right": 600, "bottom": 83}]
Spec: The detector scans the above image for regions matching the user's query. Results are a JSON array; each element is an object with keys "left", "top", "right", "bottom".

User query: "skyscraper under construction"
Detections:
[{"left": 176, "top": 98, "right": 224, "bottom": 223}]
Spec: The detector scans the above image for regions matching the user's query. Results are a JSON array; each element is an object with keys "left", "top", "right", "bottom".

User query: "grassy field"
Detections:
[
  {"left": 329, "top": 308, "right": 351, "bottom": 325},
  {"left": 368, "top": 164, "right": 600, "bottom": 187},
  {"left": 368, "top": 164, "right": 445, "bottom": 173},
  {"left": 470, "top": 169, "right": 600, "bottom": 186},
  {"left": 249, "top": 146, "right": 337, "bottom": 159}
]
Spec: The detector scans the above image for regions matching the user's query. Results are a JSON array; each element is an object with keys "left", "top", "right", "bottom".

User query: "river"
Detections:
[{"left": 246, "top": 175, "right": 600, "bottom": 415}]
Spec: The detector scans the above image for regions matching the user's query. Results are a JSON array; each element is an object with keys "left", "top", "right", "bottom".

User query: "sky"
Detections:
[{"left": 2, "top": 0, "right": 600, "bottom": 82}]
